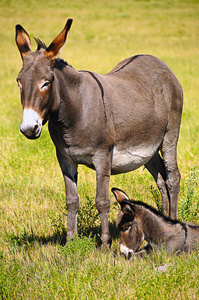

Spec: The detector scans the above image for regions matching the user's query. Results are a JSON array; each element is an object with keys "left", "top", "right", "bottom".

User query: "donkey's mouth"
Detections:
[{"left": 20, "top": 125, "right": 42, "bottom": 139}]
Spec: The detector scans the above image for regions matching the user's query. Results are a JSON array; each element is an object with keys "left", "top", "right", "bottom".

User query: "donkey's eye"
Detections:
[
  {"left": 17, "top": 81, "right": 22, "bottom": 91},
  {"left": 42, "top": 81, "right": 50, "bottom": 88},
  {"left": 39, "top": 80, "right": 51, "bottom": 91},
  {"left": 123, "top": 225, "right": 131, "bottom": 232}
]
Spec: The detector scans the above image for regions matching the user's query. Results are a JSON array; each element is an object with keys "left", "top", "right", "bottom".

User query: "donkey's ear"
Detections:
[
  {"left": 111, "top": 188, "right": 130, "bottom": 203},
  {"left": 112, "top": 188, "right": 134, "bottom": 216},
  {"left": 45, "top": 19, "right": 73, "bottom": 60},
  {"left": 15, "top": 25, "right": 31, "bottom": 60},
  {"left": 121, "top": 202, "right": 135, "bottom": 216}
]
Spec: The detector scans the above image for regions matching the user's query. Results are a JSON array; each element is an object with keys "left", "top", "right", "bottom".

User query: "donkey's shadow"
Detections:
[{"left": 9, "top": 221, "right": 119, "bottom": 248}]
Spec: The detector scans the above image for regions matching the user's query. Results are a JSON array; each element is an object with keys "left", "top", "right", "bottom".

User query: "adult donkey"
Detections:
[{"left": 15, "top": 19, "right": 183, "bottom": 248}]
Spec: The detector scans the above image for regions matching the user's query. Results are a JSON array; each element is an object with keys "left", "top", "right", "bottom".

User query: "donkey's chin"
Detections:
[
  {"left": 20, "top": 126, "right": 42, "bottom": 140},
  {"left": 27, "top": 131, "right": 42, "bottom": 140}
]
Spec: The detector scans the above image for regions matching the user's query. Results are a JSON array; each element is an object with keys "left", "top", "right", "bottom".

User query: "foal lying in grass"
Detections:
[{"left": 112, "top": 188, "right": 199, "bottom": 258}]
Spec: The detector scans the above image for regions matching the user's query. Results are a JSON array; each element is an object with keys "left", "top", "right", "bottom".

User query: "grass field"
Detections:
[{"left": 0, "top": 0, "right": 199, "bottom": 299}]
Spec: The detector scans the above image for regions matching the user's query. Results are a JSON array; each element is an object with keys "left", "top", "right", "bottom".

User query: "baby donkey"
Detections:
[{"left": 112, "top": 188, "right": 199, "bottom": 258}]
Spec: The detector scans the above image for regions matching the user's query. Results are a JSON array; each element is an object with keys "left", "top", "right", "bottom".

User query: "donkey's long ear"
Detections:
[
  {"left": 111, "top": 188, "right": 129, "bottom": 204},
  {"left": 15, "top": 25, "right": 31, "bottom": 60},
  {"left": 45, "top": 19, "right": 73, "bottom": 60},
  {"left": 112, "top": 188, "right": 134, "bottom": 216}
]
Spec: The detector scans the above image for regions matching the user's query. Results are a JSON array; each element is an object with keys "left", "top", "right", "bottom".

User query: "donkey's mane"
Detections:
[
  {"left": 127, "top": 199, "right": 182, "bottom": 225},
  {"left": 34, "top": 37, "right": 72, "bottom": 67},
  {"left": 34, "top": 37, "right": 47, "bottom": 50},
  {"left": 127, "top": 199, "right": 199, "bottom": 229}
]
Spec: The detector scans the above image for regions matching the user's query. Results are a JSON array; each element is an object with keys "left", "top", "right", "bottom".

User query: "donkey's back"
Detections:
[{"left": 108, "top": 54, "right": 181, "bottom": 92}]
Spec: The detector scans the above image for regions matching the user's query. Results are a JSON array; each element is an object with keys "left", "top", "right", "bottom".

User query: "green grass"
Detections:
[
  {"left": 1, "top": 239, "right": 199, "bottom": 299},
  {"left": 0, "top": 0, "right": 199, "bottom": 299}
]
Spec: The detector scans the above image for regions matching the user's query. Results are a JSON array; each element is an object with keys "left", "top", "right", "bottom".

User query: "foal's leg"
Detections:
[
  {"left": 145, "top": 151, "right": 170, "bottom": 216},
  {"left": 93, "top": 151, "right": 112, "bottom": 248},
  {"left": 56, "top": 149, "right": 79, "bottom": 241}
]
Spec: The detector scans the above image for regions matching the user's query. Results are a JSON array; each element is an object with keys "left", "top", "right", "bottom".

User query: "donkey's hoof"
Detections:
[{"left": 101, "top": 234, "right": 112, "bottom": 250}]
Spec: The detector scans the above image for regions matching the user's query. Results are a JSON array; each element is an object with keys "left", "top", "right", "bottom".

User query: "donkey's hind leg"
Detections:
[
  {"left": 145, "top": 151, "right": 170, "bottom": 216},
  {"left": 160, "top": 115, "right": 181, "bottom": 220},
  {"left": 94, "top": 151, "right": 112, "bottom": 249}
]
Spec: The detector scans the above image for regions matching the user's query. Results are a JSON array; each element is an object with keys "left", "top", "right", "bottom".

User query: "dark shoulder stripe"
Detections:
[
  {"left": 87, "top": 71, "right": 104, "bottom": 99},
  {"left": 80, "top": 71, "right": 106, "bottom": 118}
]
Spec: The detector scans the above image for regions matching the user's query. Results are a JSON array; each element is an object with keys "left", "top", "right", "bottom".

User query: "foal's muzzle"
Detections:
[
  {"left": 20, "top": 108, "right": 43, "bottom": 139},
  {"left": 120, "top": 244, "right": 134, "bottom": 259}
]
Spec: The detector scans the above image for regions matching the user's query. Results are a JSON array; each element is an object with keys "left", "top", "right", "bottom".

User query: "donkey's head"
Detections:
[
  {"left": 15, "top": 19, "right": 73, "bottom": 139},
  {"left": 112, "top": 188, "right": 144, "bottom": 258}
]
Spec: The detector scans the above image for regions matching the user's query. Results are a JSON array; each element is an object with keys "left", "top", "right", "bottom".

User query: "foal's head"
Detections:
[
  {"left": 15, "top": 19, "right": 73, "bottom": 139},
  {"left": 112, "top": 188, "right": 145, "bottom": 258}
]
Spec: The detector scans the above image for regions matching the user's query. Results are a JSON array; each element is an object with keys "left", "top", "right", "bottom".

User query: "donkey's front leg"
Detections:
[
  {"left": 56, "top": 150, "right": 79, "bottom": 242},
  {"left": 94, "top": 152, "right": 112, "bottom": 248}
]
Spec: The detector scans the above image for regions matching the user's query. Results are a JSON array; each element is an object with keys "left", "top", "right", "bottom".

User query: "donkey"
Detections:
[
  {"left": 15, "top": 19, "right": 183, "bottom": 248},
  {"left": 112, "top": 188, "right": 199, "bottom": 257}
]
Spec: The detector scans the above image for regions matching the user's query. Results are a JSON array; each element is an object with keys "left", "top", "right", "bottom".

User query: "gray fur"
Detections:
[{"left": 112, "top": 188, "right": 199, "bottom": 257}]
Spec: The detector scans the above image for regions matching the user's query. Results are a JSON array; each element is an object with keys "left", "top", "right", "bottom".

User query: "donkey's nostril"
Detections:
[
  {"left": 127, "top": 250, "right": 134, "bottom": 260},
  {"left": 34, "top": 124, "right": 39, "bottom": 132}
]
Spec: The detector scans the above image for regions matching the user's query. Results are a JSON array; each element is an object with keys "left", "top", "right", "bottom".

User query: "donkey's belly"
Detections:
[{"left": 111, "top": 145, "right": 157, "bottom": 175}]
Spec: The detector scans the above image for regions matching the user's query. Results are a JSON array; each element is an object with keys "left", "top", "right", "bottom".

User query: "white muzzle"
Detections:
[{"left": 20, "top": 108, "right": 43, "bottom": 139}]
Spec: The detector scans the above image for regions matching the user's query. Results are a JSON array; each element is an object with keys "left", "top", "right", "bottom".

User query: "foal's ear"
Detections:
[
  {"left": 45, "top": 19, "right": 73, "bottom": 60},
  {"left": 111, "top": 188, "right": 134, "bottom": 216},
  {"left": 15, "top": 25, "right": 31, "bottom": 60},
  {"left": 111, "top": 188, "right": 130, "bottom": 203},
  {"left": 121, "top": 202, "right": 135, "bottom": 216}
]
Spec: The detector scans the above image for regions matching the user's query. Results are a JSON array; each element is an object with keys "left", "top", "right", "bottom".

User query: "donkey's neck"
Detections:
[
  {"left": 50, "top": 61, "right": 83, "bottom": 125},
  {"left": 140, "top": 205, "right": 181, "bottom": 244},
  {"left": 54, "top": 60, "right": 82, "bottom": 98}
]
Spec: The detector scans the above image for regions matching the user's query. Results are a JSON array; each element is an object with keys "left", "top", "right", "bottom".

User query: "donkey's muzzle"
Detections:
[
  {"left": 20, "top": 108, "right": 43, "bottom": 139},
  {"left": 120, "top": 244, "right": 134, "bottom": 259}
]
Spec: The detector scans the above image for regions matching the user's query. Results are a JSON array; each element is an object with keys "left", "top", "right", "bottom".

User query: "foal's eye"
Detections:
[{"left": 123, "top": 225, "right": 131, "bottom": 232}]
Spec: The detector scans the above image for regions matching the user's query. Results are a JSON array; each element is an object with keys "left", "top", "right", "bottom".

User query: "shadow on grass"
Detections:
[
  {"left": 7, "top": 229, "right": 67, "bottom": 247},
  {"left": 6, "top": 221, "right": 119, "bottom": 248}
]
